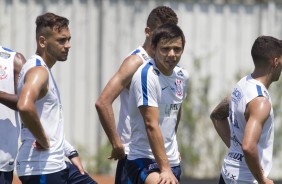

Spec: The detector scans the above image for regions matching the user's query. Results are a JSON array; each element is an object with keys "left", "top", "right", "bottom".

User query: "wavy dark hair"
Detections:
[
  {"left": 146, "top": 6, "right": 178, "bottom": 31},
  {"left": 35, "top": 12, "right": 69, "bottom": 40},
  {"left": 251, "top": 36, "right": 282, "bottom": 67},
  {"left": 151, "top": 23, "right": 185, "bottom": 49}
]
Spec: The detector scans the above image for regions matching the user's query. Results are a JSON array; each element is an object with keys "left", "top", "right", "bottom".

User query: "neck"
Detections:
[
  {"left": 251, "top": 70, "right": 272, "bottom": 89},
  {"left": 142, "top": 40, "right": 154, "bottom": 58},
  {"left": 35, "top": 50, "right": 55, "bottom": 69}
]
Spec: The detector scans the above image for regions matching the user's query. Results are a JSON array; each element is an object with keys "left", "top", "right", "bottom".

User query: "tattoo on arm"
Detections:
[{"left": 211, "top": 98, "right": 229, "bottom": 120}]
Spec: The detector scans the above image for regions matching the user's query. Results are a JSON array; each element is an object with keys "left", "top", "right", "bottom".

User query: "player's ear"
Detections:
[
  {"left": 145, "top": 27, "right": 151, "bottom": 37},
  {"left": 271, "top": 57, "right": 279, "bottom": 68},
  {"left": 38, "top": 36, "right": 46, "bottom": 48}
]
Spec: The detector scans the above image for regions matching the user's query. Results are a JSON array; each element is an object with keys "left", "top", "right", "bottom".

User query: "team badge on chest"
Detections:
[
  {"left": 0, "top": 65, "right": 8, "bottom": 80},
  {"left": 175, "top": 79, "right": 183, "bottom": 97}
]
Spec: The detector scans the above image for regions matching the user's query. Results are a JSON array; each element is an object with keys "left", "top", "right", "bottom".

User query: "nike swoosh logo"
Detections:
[{"left": 162, "top": 86, "right": 168, "bottom": 91}]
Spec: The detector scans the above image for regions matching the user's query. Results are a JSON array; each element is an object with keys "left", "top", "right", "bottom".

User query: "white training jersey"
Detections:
[
  {"left": 0, "top": 46, "right": 20, "bottom": 171},
  {"left": 117, "top": 46, "right": 151, "bottom": 154},
  {"left": 64, "top": 139, "right": 77, "bottom": 158},
  {"left": 222, "top": 75, "right": 274, "bottom": 183},
  {"left": 127, "top": 59, "right": 189, "bottom": 166},
  {"left": 16, "top": 55, "right": 66, "bottom": 176}
]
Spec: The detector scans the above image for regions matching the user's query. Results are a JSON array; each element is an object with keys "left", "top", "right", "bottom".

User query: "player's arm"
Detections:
[
  {"left": 95, "top": 55, "right": 143, "bottom": 160},
  {"left": 242, "top": 96, "right": 273, "bottom": 184},
  {"left": 0, "top": 52, "right": 26, "bottom": 110},
  {"left": 17, "top": 66, "right": 50, "bottom": 149},
  {"left": 210, "top": 96, "right": 231, "bottom": 148},
  {"left": 139, "top": 106, "right": 178, "bottom": 184},
  {"left": 0, "top": 91, "right": 18, "bottom": 110},
  {"left": 64, "top": 139, "right": 86, "bottom": 174}
]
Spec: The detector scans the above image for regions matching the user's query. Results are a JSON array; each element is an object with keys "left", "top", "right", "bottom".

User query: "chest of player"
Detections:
[
  {"left": 157, "top": 76, "right": 185, "bottom": 118},
  {"left": 0, "top": 57, "right": 14, "bottom": 92}
]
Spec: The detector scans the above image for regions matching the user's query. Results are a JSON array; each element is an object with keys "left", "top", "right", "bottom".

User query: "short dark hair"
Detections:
[
  {"left": 146, "top": 6, "right": 178, "bottom": 31},
  {"left": 35, "top": 12, "right": 69, "bottom": 40},
  {"left": 251, "top": 36, "right": 282, "bottom": 67},
  {"left": 151, "top": 23, "right": 185, "bottom": 49}
]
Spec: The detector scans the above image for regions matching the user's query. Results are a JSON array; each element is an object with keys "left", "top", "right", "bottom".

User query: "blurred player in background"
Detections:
[{"left": 0, "top": 46, "right": 26, "bottom": 184}]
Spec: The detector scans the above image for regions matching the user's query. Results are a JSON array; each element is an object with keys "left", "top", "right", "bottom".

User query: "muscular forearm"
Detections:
[
  {"left": 19, "top": 106, "right": 49, "bottom": 149},
  {"left": 211, "top": 118, "right": 230, "bottom": 147},
  {"left": 210, "top": 96, "right": 230, "bottom": 147},
  {"left": 243, "top": 148, "right": 265, "bottom": 183},
  {"left": 0, "top": 92, "right": 18, "bottom": 110},
  {"left": 95, "top": 102, "right": 122, "bottom": 148}
]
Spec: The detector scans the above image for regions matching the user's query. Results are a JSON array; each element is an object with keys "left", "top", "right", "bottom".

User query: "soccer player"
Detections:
[
  {"left": 0, "top": 46, "right": 26, "bottom": 184},
  {"left": 16, "top": 12, "right": 96, "bottom": 184},
  {"left": 126, "top": 23, "right": 188, "bottom": 184},
  {"left": 95, "top": 6, "right": 178, "bottom": 184},
  {"left": 210, "top": 36, "right": 282, "bottom": 184}
]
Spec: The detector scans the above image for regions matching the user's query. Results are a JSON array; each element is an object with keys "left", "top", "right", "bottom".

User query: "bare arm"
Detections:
[
  {"left": 69, "top": 156, "right": 85, "bottom": 174},
  {"left": 64, "top": 139, "right": 86, "bottom": 174},
  {"left": 210, "top": 96, "right": 231, "bottom": 148},
  {"left": 0, "top": 52, "right": 26, "bottom": 110},
  {"left": 17, "top": 66, "right": 50, "bottom": 149},
  {"left": 95, "top": 55, "right": 143, "bottom": 160},
  {"left": 242, "top": 97, "right": 273, "bottom": 184},
  {"left": 139, "top": 106, "right": 178, "bottom": 184}
]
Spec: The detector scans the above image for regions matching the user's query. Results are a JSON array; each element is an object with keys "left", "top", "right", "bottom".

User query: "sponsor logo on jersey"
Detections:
[
  {"left": 0, "top": 51, "right": 11, "bottom": 59},
  {"left": 228, "top": 152, "right": 244, "bottom": 161},
  {"left": 231, "top": 134, "right": 242, "bottom": 146},
  {"left": 141, "top": 53, "right": 151, "bottom": 61},
  {"left": 231, "top": 88, "right": 242, "bottom": 105},
  {"left": 0, "top": 65, "right": 8, "bottom": 80},
  {"left": 175, "top": 79, "right": 183, "bottom": 97},
  {"left": 177, "top": 70, "right": 184, "bottom": 77},
  {"left": 164, "top": 104, "right": 180, "bottom": 116},
  {"left": 223, "top": 168, "right": 237, "bottom": 180}
]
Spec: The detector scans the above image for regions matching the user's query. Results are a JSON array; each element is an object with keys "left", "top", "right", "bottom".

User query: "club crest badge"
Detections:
[
  {"left": 0, "top": 65, "right": 8, "bottom": 80},
  {"left": 175, "top": 79, "right": 183, "bottom": 97}
]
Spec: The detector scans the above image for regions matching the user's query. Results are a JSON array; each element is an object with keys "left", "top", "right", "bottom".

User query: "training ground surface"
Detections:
[{"left": 12, "top": 175, "right": 282, "bottom": 184}]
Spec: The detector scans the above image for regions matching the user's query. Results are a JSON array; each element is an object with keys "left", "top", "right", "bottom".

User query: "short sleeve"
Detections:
[{"left": 131, "top": 64, "right": 159, "bottom": 108}]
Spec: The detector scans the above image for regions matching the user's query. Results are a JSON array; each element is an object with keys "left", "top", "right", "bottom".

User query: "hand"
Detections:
[
  {"left": 108, "top": 145, "right": 125, "bottom": 160},
  {"left": 70, "top": 156, "right": 86, "bottom": 175},
  {"left": 260, "top": 177, "right": 274, "bottom": 184},
  {"left": 158, "top": 170, "right": 178, "bottom": 184},
  {"left": 32, "top": 140, "right": 49, "bottom": 151}
]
